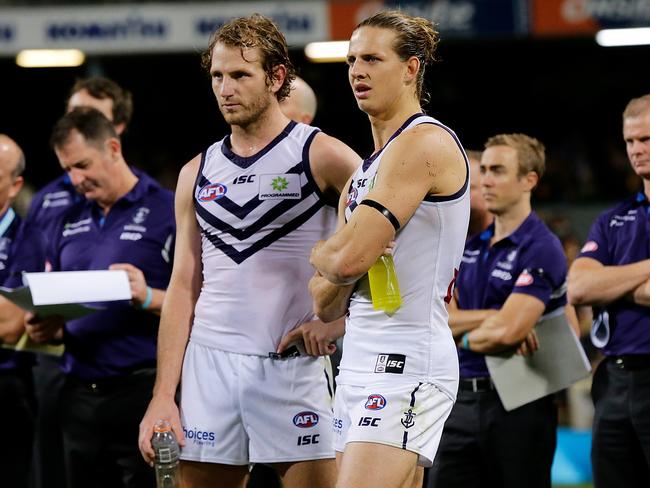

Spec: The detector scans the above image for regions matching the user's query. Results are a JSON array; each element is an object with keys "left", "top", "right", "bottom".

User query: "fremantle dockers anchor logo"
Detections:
[{"left": 401, "top": 408, "right": 416, "bottom": 429}]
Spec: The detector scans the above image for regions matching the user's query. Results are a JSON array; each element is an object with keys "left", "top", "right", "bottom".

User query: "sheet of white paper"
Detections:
[
  {"left": 0, "top": 286, "right": 103, "bottom": 320},
  {"left": 24, "top": 270, "right": 132, "bottom": 305},
  {"left": 486, "top": 310, "right": 592, "bottom": 411}
]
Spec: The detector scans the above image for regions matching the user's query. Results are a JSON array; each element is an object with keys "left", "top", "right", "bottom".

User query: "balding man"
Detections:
[
  {"left": 569, "top": 94, "right": 650, "bottom": 487},
  {"left": 280, "top": 76, "right": 318, "bottom": 124},
  {"left": 0, "top": 134, "right": 46, "bottom": 488}
]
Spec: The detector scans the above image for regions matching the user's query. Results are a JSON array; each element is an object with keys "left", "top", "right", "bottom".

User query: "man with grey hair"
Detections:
[
  {"left": 0, "top": 134, "right": 46, "bottom": 488},
  {"left": 569, "top": 94, "right": 650, "bottom": 487}
]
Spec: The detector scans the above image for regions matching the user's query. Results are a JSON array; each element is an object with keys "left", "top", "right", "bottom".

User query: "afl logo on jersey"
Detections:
[
  {"left": 346, "top": 186, "right": 358, "bottom": 207},
  {"left": 198, "top": 183, "right": 227, "bottom": 202},
  {"left": 365, "top": 394, "right": 387, "bottom": 410},
  {"left": 293, "top": 411, "right": 319, "bottom": 428}
]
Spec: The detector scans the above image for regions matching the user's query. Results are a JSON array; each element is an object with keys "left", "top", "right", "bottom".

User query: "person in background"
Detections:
[
  {"left": 279, "top": 76, "right": 318, "bottom": 125},
  {"left": 466, "top": 149, "right": 493, "bottom": 237},
  {"left": 428, "top": 133, "right": 566, "bottom": 488},
  {"left": 0, "top": 134, "right": 46, "bottom": 488},
  {"left": 26, "top": 108, "right": 175, "bottom": 488},
  {"left": 569, "top": 93, "right": 650, "bottom": 488},
  {"left": 26, "top": 76, "right": 134, "bottom": 488}
]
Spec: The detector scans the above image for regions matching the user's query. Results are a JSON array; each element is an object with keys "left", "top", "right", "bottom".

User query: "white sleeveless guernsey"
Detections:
[
  {"left": 191, "top": 121, "right": 336, "bottom": 355},
  {"left": 338, "top": 114, "right": 470, "bottom": 400}
]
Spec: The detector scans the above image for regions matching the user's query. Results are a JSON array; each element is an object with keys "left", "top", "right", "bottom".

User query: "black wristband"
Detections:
[{"left": 359, "top": 199, "right": 400, "bottom": 231}]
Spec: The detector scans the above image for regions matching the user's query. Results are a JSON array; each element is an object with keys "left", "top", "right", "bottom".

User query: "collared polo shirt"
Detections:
[
  {"left": 0, "top": 208, "right": 46, "bottom": 370},
  {"left": 49, "top": 172, "right": 175, "bottom": 380},
  {"left": 456, "top": 212, "right": 568, "bottom": 378},
  {"left": 578, "top": 192, "right": 650, "bottom": 356},
  {"left": 26, "top": 174, "right": 80, "bottom": 247}
]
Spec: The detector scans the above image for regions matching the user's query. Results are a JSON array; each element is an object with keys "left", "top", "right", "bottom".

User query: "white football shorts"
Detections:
[
  {"left": 333, "top": 381, "right": 454, "bottom": 467},
  {"left": 179, "top": 341, "right": 335, "bottom": 465}
]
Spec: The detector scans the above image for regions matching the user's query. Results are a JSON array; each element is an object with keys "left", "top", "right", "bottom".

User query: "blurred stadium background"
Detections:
[{"left": 3, "top": 1, "right": 650, "bottom": 486}]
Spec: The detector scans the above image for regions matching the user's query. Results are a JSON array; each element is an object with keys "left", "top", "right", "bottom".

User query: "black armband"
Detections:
[{"left": 359, "top": 199, "right": 400, "bottom": 231}]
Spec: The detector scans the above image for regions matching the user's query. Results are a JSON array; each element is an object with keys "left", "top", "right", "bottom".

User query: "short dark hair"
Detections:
[
  {"left": 357, "top": 10, "right": 439, "bottom": 106},
  {"left": 69, "top": 76, "right": 133, "bottom": 128},
  {"left": 50, "top": 107, "right": 118, "bottom": 151},
  {"left": 201, "top": 13, "right": 296, "bottom": 102}
]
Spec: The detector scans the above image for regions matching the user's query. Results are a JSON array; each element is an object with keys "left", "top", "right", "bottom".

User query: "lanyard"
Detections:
[{"left": 0, "top": 208, "right": 15, "bottom": 238}]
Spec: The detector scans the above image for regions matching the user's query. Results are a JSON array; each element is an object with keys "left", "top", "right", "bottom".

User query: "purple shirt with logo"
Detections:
[
  {"left": 456, "top": 212, "right": 568, "bottom": 378},
  {"left": 0, "top": 210, "right": 46, "bottom": 370},
  {"left": 577, "top": 192, "right": 650, "bottom": 356},
  {"left": 48, "top": 173, "right": 175, "bottom": 379}
]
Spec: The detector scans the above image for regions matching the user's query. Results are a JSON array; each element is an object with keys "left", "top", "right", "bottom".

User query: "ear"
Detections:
[
  {"left": 105, "top": 137, "right": 122, "bottom": 160},
  {"left": 270, "top": 65, "right": 287, "bottom": 94},
  {"left": 114, "top": 122, "right": 127, "bottom": 135},
  {"left": 8, "top": 175, "right": 23, "bottom": 202},
  {"left": 404, "top": 56, "right": 420, "bottom": 84},
  {"left": 523, "top": 171, "right": 539, "bottom": 192}
]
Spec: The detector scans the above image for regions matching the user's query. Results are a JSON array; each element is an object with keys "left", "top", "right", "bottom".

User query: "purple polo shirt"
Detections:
[
  {"left": 456, "top": 212, "right": 568, "bottom": 378},
  {"left": 26, "top": 174, "right": 80, "bottom": 247},
  {"left": 0, "top": 210, "right": 46, "bottom": 370},
  {"left": 27, "top": 167, "right": 143, "bottom": 248},
  {"left": 49, "top": 172, "right": 175, "bottom": 380},
  {"left": 577, "top": 192, "right": 650, "bottom": 356}
]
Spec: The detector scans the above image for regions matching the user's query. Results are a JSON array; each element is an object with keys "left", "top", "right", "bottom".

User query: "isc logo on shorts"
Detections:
[
  {"left": 198, "top": 183, "right": 227, "bottom": 201},
  {"left": 365, "top": 394, "right": 387, "bottom": 410},
  {"left": 293, "top": 411, "right": 319, "bottom": 428},
  {"left": 374, "top": 354, "right": 406, "bottom": 374}
]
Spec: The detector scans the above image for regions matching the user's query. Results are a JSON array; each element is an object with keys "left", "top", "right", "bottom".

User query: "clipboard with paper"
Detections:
[
  {"left": 0, "top": 270, "right": 132, "bottom": 356},
  {"left": 485, "top": 309, "right": 592, "bottom": 411}
]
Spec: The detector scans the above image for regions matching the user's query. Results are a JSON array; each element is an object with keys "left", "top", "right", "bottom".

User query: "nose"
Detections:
[
  {"left": 219, "top": 77, "right": 234, "bottom": 97},
  {"left": 629, "top": 139, "right": 645, "bottom": 156},
  {"left": 68, "top": 167, "right": 85, "bottom": 187},
  {"left": 349, "top": 60, "right": 364, "bottom": 81}
]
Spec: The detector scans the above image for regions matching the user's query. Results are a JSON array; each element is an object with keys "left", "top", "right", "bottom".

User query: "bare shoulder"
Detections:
[
  {"left": 176, "top": 154, "right": 202, "bottom": 194},
  {"left": 393, "top": 123, "right": 464, "bottom": 165},
  {"left": 381, "top": 124, "right": 466, "bottom": 196},
  {"left": 309, "top": 132, "right": 361, "bottom": 194}
]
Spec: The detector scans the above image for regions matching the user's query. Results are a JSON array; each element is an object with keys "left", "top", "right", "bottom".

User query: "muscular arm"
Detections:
[
  {"left": 310, "top": 184, "right": 356, "bottom": 321},
  {"left": 465, "top": 293, "right": 545, "bottom": 354},
  {"left": 311, "top": 125, "right": 467, "bottom": 284},
  {"left": 568, "top": 256, "right": 650, "bottom": 307},
  {"left": 139, "top": 156, "right": 202, "bottom": 463}
]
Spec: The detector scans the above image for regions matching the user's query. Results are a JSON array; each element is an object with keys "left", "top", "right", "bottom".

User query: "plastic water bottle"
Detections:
[
  {"left": 367, "top": 254, "right": 402, "bottom": 313},
  {"left": 151, "top": 420, "right": 180, "bottom": 488}
]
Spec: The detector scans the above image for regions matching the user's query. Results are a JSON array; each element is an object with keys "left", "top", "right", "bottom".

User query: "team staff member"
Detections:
[
  {"left": 138, "top": 14, "right": 359, "bottom": 488},
  {"left": 26, "top": 76, "right": 133, "bottom": 238},
  {"left": 26, "top": 108, "right": 174, "bottom": 488},
  {"left": 310, "top": 10, "right": 469, "bottom": 488},
  {"left": 0, "top": 134, "right": 46, "bottom": 488},
  {"left": 27, "top": 75, "right": 134, "bottom": 488},
  {"left": 569, "top": 94, "right": 650, "bottom": 488},
  {"left": 428, "top": 134, "right": 566, "bottom": 488}
]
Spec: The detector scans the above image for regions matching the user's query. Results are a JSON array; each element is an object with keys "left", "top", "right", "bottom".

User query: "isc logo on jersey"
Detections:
[
  {"left": 293, "top": 411, "right": 319, "bottom": 428},
  {"left": 198, "top": 183, "right": 227, "bottom": 201},
  {"left": 365, "top": 394, "right": 387, "bottom": 410}
]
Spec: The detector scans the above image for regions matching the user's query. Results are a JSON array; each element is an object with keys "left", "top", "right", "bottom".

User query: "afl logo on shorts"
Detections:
[
  {"left": 198, "top": 183, "right": 227, "bottom": 202},
  {"left": 365, "top": 394, "right": 387, "bottom": 410},
  {"left": 293, "top": 411, "right": 319, "bottom": 428}
]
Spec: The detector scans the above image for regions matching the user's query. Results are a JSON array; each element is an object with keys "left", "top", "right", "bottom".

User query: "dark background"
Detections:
[{"left": 1, "top": 36, "right": 649, "bottom": 206}]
